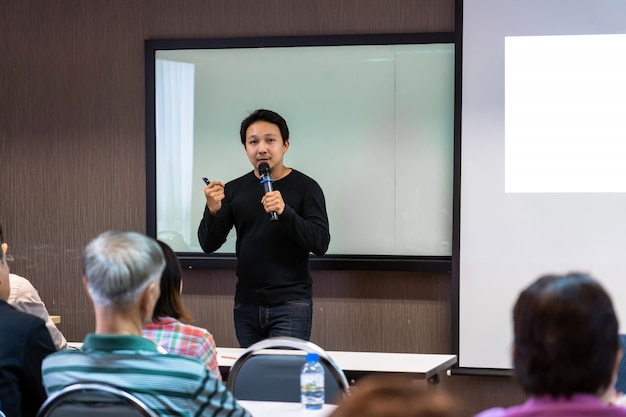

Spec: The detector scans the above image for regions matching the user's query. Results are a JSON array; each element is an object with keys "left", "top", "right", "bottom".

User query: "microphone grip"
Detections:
[{"left": 260, "top": 178, "right": 279, "bottom": 221}]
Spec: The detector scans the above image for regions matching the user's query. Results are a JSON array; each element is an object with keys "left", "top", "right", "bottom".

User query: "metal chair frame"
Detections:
[
  {"left": 226, "top": 336, "right": 350, "bottom": 403},
  {"left": 37, "top": 382, "right": 159, "bottom": 417}
]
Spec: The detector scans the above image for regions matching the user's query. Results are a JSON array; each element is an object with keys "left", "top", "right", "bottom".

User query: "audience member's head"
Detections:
[
  {"left": 328, "top": 375, "right": 467, "bottom": 417},
  {"left": 151, "top": 240, "right": 192, "bottom": 322},
  {"left": 513, "top": 272, "right": 620, "bottom": 398},
  {"left": 42, "top": 230, "right": 250, "bottom": 417},
  {"left": 82, "top": 230, "right": 165, "bottom": 325}
]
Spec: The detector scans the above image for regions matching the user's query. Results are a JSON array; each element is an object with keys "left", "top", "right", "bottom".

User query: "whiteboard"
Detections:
[
  {"left": 146, "top": 35, "right": 455, "bottom": 259},
  {"left": 456, "top": 0, "right": 626, "bottom": 371}
]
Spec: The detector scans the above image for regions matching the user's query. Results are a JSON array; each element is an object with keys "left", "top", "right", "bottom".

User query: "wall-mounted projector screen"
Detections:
[
  {"left": 145, "top": 33, "right": 455, "bottom": 270},
  {"left": 454, "top": 0, "right": 626, "bottom": 373}
]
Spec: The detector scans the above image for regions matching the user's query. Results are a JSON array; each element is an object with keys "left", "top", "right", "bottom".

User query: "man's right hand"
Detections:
[{"left": 204, "top": 181, "right": 225, "bottom": 215}]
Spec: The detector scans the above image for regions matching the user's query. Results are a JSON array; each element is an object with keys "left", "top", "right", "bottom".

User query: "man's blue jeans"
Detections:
[{"left": 233, "top": 299, "right": 313, "bottom": 348}]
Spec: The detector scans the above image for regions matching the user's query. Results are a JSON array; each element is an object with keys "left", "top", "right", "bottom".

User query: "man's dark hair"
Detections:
[
  {"left": 239, "top": 109, "right": 289, "bottom": 145},
  {"left": 512, "top": 272, "right": 619, "bottom": 397}
]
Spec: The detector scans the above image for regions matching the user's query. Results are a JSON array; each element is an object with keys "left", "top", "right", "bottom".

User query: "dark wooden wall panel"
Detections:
[
  {"left": 182, "top": 269, "right": 453, "bottom": 353},
  {"left": 0, "top": 0, "right": 527, "bottom": 414}
]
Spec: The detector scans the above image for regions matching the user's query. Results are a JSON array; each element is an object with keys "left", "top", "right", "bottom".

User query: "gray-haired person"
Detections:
[{"left": 42, "top": 230, "right": 250, "bottom": 417}]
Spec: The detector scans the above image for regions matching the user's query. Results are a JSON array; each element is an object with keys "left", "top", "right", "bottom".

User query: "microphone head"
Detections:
[{"left": 258, "top": 162, "right": 271, "bottom": 176}]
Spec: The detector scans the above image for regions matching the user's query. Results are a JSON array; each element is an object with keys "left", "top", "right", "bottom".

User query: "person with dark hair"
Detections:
[
  {"left": 0, "top": 223, "right": 56, "bottom": 417},
  {"left": 41, "top": 230, "right": 250, "bottom": 417},
  {"left": 329, "top": 374, "right": 468, "bottom": 417},
  {"left": 476, "top": 272, "right": 626, "bottom": 417},
  {"left": 198, "top": 109, "right": 330, "bottom": 347},
  {"left": 142, "top": 240, "right": 221, "bottom": 379}
]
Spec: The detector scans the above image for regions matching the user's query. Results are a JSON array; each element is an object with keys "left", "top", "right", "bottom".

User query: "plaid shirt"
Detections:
[{"left": 143, "top": 316, "right": 221, "bottom": 380}]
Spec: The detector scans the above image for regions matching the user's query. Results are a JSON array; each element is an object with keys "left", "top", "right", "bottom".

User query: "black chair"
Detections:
[
  {"left": 226, "top": 336, "right": 350, "bottom": 404},
  {"left": 37, "top": 383, "right": 159, "bottom": 417}
]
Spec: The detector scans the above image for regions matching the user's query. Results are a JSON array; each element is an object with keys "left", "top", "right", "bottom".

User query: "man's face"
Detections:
[{"left": 244, "top": 120, "right": 289, "bottom": 172}]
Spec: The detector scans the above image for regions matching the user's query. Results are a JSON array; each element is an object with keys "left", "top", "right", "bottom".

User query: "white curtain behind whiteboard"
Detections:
[{"left": 155, "top": 59, "right": 195, "bottom": 248}]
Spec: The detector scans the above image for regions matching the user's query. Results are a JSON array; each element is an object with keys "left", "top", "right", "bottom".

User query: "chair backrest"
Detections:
[
  {"left": 37, "top": 383, "right": 159, "bottom": 417},
  {"left": 226, "top": 336, "right": 350, "bottom": 404}
]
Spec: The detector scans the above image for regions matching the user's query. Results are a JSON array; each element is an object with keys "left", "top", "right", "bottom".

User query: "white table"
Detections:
[
  {"left": 218, "top": 347, "right": 457, "bottom": 384},
  {"left": 240, "top": 400, "right": 337, "bottom": 417},
  {"left": 68, "top": 342, "right": 457, "bottom": 385}
]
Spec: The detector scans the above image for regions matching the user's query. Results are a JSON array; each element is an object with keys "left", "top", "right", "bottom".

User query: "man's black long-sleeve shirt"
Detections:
[{"left": 198, "top": 170, "right": 330, "bottom": 304}]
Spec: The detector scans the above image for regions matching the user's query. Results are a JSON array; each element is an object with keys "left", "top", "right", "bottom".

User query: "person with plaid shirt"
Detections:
[{"left": 143, "top": 240, "right": 220, "bottom": 379}]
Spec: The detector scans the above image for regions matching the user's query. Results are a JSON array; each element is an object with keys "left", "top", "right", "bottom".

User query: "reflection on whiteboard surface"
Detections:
[{"left": 153, "top": 43, "right": 455, "bottom": 256}]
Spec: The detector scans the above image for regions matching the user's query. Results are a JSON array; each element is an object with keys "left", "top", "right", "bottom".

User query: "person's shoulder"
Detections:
[
  {"left": 44, "top": 342, "right": 209, "bottom": 373},
  {"left": 1, "top": 300, "right": 44, "bottom": 325},
  {"left": 289, "top": 169, "right": 310, "bottom": 179},
  {"left": 223, "top": 171, "right": 257, "bottom": 194},
  {"left": 187, "top": 323, "right": 215, "bottom": 342},
  {"left": 149, "top": 348, "right": 214, "bottom": 376},
  {"left": 145, "top": 316, "right": 177, "bottom": 328},
  {"left": 0, "top": 305, "right": 54, "bottom": 350},
  {"left": 9, "top": 273, "right": 29, "bottom": 285},
  {"left": 9, "top": 273, "right": 36, "bottom": 292},
  {"left": 608, "top": 407, "right": 626, "bottom": 416},
  {"left": 474, "top": 408, "right": 508, "bottom": 417},
  {"left": 176, "top": 319, "right": 207, "bottom": 332},
  {"left": 42, "top": 347, "right": 78, "bottom": 363},
  {"left": 285, "top": 169, "right": 321, "bottom": 186},
  {"left": 146, "top": 316, "right": 205, "bottom": 333},
  {"left": 168, "top": 320, "right": 215, "bottom": 344},
  {"left": 227, "top": 171, "right": 255, "bottom": 185}
]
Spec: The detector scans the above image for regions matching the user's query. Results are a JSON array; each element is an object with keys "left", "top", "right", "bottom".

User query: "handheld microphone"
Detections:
[{"left": 258, "top": 162, "right": 279, "bottom": 221}]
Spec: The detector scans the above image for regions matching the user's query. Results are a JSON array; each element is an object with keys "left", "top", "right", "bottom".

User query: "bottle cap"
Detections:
[{"left": 306, "top": 352, "right": 319, "bottom": 362}]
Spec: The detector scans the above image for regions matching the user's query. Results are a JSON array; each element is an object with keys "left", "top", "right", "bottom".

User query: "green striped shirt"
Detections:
[{"left": 42, "top": 334, "right": 250, "bottom": 417}]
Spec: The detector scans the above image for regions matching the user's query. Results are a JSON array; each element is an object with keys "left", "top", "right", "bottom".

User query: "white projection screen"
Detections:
[
  {"left": 145, "top": 34, "right": 455, "bottom": 268},
  {"left": 455, "top": 0, "right": 626, "bottom": 372}
]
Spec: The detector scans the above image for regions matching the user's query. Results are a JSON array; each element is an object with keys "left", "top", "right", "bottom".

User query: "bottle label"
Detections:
[{"left": 301, "top": 373, "right": 325, "bottom": 409}]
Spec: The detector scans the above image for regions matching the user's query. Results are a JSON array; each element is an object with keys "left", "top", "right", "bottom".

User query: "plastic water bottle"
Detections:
[
  {"left": 0, "top": 400, "right": 6, "bottom": 417},
  {"left": 300, "top": 352, "right": 325, "bottom": 409}
]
